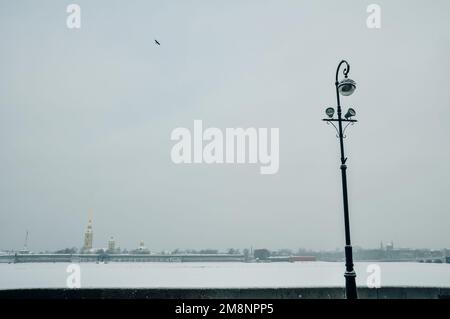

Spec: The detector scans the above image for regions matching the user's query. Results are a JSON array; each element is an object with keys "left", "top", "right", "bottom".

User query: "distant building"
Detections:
[
  {"left": 107, "top": 237, "right": 115, "bottom": 253},
  {"left": 132, "top": 240, "right": 150, "bottom": 254},
  {"left": 386, "top": 241, "right": 394, "bottom": 251},
  {"left": 444, "top": 249, "right": 450, "bottom": 264},
  {"left": 105, "top": 237, "right": 120, "bottom": 254},
  {"left": 18, "top": 230, "right": 30, "bottom": 254},
  {"left": 82, "top": 213, "right": 94, "bottom": 252},
  {"left": 269, "top": 256, "right": 316, "bottom": 262},
  {"left": 253, "top": 249, "right": 271, "bottom": 261}
]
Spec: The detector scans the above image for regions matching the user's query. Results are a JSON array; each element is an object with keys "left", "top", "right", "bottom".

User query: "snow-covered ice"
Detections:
[{"left": 0, "top": 262, "right": 449, "bottom": 289}]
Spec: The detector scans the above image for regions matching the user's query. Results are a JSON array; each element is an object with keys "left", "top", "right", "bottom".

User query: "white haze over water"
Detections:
[{"left": 1, "top": 262, "right": 450, "bottom": 289}]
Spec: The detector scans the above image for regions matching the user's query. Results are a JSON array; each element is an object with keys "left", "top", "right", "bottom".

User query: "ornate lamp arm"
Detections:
[{"left": 336, "top": 60, "right": 350, "bottom": 85}]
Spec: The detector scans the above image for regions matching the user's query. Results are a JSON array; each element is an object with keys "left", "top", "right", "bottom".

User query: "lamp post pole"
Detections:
[{"left": 324, "top": 60, "right": 358, "bottom": 299}]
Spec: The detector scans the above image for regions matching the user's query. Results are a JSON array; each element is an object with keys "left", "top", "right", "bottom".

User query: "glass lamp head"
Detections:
[
  {"left": 345, "top": 108, "right": 356, "bottom": 119},
  {"left": 338, "top": 78, "right": 356, "bottom": 96},
  {"left": 325, "top": 107, "right": 335, "bottom": 118}
]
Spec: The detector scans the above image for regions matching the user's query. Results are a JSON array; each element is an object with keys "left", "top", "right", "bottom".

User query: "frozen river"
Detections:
[{"left": 1, "top": 262, "right": 449, "bottom": 290}]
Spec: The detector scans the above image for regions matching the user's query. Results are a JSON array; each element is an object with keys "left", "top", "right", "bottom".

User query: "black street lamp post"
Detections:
[{"left": 323, "top": 60, "right": 358, "bottom": 299}]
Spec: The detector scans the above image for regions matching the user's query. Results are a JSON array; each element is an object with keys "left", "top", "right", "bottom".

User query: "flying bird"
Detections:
[{"left": 155, "top": 39, "right": 160, "bottom": 46}]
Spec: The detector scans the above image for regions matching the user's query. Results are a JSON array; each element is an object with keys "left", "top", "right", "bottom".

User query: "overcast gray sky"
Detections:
[{"left": 0, "top": 0, "right": 449, "bottom": 252}]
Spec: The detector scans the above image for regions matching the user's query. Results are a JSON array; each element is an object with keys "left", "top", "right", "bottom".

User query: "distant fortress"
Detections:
[
  {"left": 0, "top": 213, "right": 247, "bottom": 263},
  {"left": 4, "top": 214, "right": 444, "bottom": 264},
  {"left": 0, "top": 214, "right": 316, "bottom": 264},
  {"left": 0, "top": 253, "right": 247, "bottom": 264}
]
